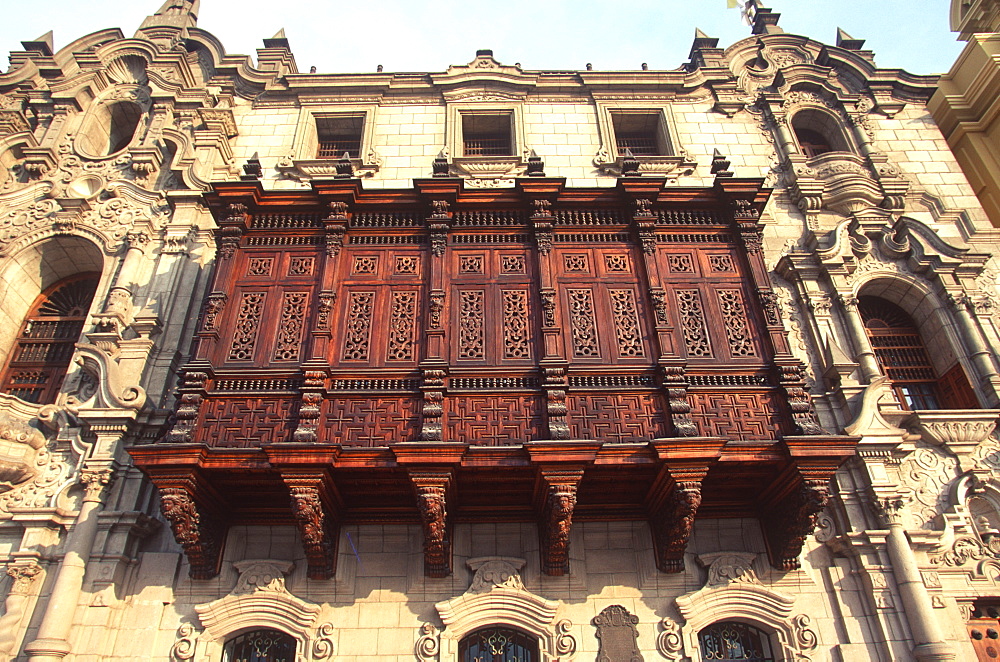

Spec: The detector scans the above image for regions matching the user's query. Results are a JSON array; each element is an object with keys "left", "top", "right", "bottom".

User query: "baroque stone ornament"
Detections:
[
  {"left": 170, "top": 623, "right": 196, "bottom": 662},
  {"left": 312, "top": 622, "right": 335, "bottom": 659},
  {"left": 593, "top": 604, "right": 643, "bottom": 662},
  {"left": 415, "top": 623, "right": 440, "bottom": 662},
  {"left": 285, "top": 477, "right": 338, "bottom": 580},
  {"left": 468, "top": 557, "right": 526, "bottom": 593},
  {"left": 657, "top": 617, "right": 683, "bottom": 661}
]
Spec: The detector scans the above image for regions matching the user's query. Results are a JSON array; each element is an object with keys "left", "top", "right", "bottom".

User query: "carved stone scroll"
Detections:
[
  {"left": 538, "top": 470, "right": 582, "bottom": 576},
  {"left": 410, "top": 470, "right": 452, "bottom": 577},
  {"left": 283, "top": 474, "right": 339, "bottom": 580},
  {"left": 593, "top": 604, "right": 643, "bottom": 662},
  {"left": 159, "top": 481, "right": 223, "bottom": 579}
]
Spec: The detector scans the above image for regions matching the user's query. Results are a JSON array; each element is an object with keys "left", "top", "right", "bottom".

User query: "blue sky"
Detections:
[{"left": 1, "top": 1, "right": 963, "bottom": 75}]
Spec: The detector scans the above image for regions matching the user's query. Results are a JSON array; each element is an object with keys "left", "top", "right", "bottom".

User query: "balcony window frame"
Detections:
[{"left": 445, "top": 102, "right": 528, "bottom": 180}]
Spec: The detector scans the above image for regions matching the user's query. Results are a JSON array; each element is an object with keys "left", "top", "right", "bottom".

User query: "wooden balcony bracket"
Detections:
[
  {"left": 157, "top": 472, "right": 225, "bottom": 579},
  {"left": 761, "top": 434, "right": 860, "bottom": 570},
  {"left": 281, "top": 472, "right": 340, "bottom": 580},
  {"left": 647, "top": 437, "right": 727, "bottom": 572},
  {"left": 408, "top": 468, "right": 455, "bottom": 578}
]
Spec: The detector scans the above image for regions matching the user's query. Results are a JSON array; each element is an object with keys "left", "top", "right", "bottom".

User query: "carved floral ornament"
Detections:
[
  {"left": 190, "top": 559, "right": 335, "bottom": 661},
  {"left": 0, "top": 401, "right": 73, "bottom": 520},
  {"left": 431, "top": 556, "right": 576, "bottom": 661}
]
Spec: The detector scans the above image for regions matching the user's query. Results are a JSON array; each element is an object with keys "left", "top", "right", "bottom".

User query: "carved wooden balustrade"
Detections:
[{"left": 129, "top": 175, "right": 858, "bottom": 580}]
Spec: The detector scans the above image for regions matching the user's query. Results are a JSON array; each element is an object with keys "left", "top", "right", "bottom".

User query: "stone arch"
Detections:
[
  {"left": 675, "top": 581, "right": 818, "bottom": 661},
  {"left": 0, "top": 235, "right": 106, "bottom": 381}
]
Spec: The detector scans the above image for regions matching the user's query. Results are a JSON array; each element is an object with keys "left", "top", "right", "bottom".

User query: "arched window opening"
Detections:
[
  {"left": 221, "top": 628, "right": 296, "bottom": 662},
  {"left": 459, "top": 627, "right": 539, "bottom": 662},
  {"left": 791, "top": 108, "right": 850, "bottom": 157},
  {"left": 859, "top": 296, "right": 978, "bottom": 410},
  {"left": 698, "top": 621, "right": 775, "bottom": 661},
  {"left": 0, "top": 274, "right": 99, "bottom": 404}
]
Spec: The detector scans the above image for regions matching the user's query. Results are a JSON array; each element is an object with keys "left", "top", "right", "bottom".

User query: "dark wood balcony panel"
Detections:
[
  {"left": 445, "top": 394, "right": 545, "bottom": 445},
  {"left": 321, "top": 396, "right": 422, "bottom": 445},
  {"left": 194, "top": 395, "right": 299, "bottom": 447},
  {"left": 688, "top": 388, "right": 789, "bottom": 440},
  {"left": 566, "top": 392, "right": 667, "bottom": 442}
]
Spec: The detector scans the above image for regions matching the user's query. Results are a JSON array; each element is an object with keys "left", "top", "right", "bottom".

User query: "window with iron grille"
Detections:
[
  {"left": 859, "top": 296, "right": 978, "bottom": 410},
  {"left": 222, "top": 629, "right": 296, "bottom": 662},
  {"left": 0, "top": 274, "right": 99, "bottom": 404},
  {"left": 316, "top": 114, "right": 364, "bottom": 159},
  {"left": 698, "top": 621, "right": 776, "bottom": 661},
  {"left": 611, "top": 111, "right": 670, "bottom": 156},
  {"left": 462, "top": 113, "right": 513, "bottom": 156},
  {"left": 459, "top": 627, "right": 538, "bottom": 662}
]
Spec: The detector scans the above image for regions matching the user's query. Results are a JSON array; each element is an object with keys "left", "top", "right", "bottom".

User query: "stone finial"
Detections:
[
  {"left": 747, "top": 0, "right": 782, "bottom": 35},
  {"left": 309, "top": 66, "right": 317, "bottom": 73},
  {"left": 334, "top": 152, "right": 354, "bottom": 178},
  {"left": 586, "top": 63, "right": 593, "bottom": 70},
  {"left": 526, "top": 149, "right": 545, "bottom": 177},
  {"left": 836, "top": 28, "right": 866, "bottom": 50},
  {"left": 263, "top": 28, "right": 290, "bottom": 49},
  {"left": 641, "top": 62, "right": 648, "bottom": 70},
  {"left": 432, "top": 150, "right": 450, "bottom": 177},
  {"left": 241, "top": 152, "right": 263, "bottom": 180},
  {"left": 20, "top": 31, "right": 53, "bottom": 55},
  {"left": 710, "top": 149, "right": 733, "bottom": 177},
  {"left": 620, "top": 148, "right": 640, "bottom": 177},
  {"left": 142, "top": 0, "right": 200, "bottom": 30},
  {"left": 377, "top": 64, "right": 384, "bottom": 72}
]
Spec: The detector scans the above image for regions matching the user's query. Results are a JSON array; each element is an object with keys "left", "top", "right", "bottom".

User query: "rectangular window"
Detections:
[
  {"left": 611, "top": 111, "right": 670, "bottom": 156},
  {"left": 316, "top": 114, "right": 364, "bottom": 159},
  {"left": 462, "top": 113, "right": 513, "bottom": 156}
]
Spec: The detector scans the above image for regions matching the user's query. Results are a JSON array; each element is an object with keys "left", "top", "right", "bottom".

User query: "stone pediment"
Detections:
[{"left": 433, "top": 50, "right": 537, "bottom": 94}]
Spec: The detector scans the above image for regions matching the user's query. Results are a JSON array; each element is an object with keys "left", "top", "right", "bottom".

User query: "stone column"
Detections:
[
  {"left": 837, "top": 294, "right": 882, "bottom": 383},
  {"left": 948, "top": 293, "right": 1000, "bottom": 402},
  {"left": 101, "top": 231, "right": 151, "bottom": 323},
  {"left": 0, "top": 560, "right": 43, "bottom": 659},
  {"left": 23, "top": 466, "right": 114, "bottom": 662},
  {"left": 875, "top": 496, "right": 954, "bottom": 662}
]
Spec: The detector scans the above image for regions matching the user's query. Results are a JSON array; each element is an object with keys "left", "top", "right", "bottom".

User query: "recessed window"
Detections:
[
  {"left": 859, "top": 296, "right": 978, "bottom": 410},
  {"left": 611, "top": 111, "right": 670, "bottom": 156},
  {"left": 0, "top": 274, "right": 99, "bottom": 404},
  {"left": 76, "top": 100, "right": 144, "bottom": 157},
  {"left": 791, "top": 108, "right": 850, "bottom": 157},
  {"left": 316, "top": 114, "right": 364, "bottom": 159},
  {"left": 462, "top": 113, "right": 513, "bottom": 156},
  {"left": 222, "top": 628, "right": 296, "bottom": 662}
]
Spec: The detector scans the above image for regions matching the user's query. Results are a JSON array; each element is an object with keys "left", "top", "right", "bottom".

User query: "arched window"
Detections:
[
  {"left": 222, "top": 628, "right": 296, "bottom": 662},
  {"left": 698, "top": 621, "right": 775, "bottom": 661},
  {"left": 791, "top": 108, "right": 851, "bottom": 157},
  {"left": 859, "top": 296, "right": 978, "bottom": 409},
  {"left": 459, "top": 627, "right": 539, "bottom": 662},
  {"left": 76, "top": 100, "right": 144, "bottom": 157},
  {"left": 0, "top": 274, "right": 99, "bottom": 404}
]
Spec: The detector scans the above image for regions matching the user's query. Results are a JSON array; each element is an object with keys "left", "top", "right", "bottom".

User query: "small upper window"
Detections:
[
  {"left": 222, "top": 628, "right": 296, "bottom": 662},
  {"left": 316, "top": 114, "right": 364, "bottom": 159},
  {"left": 698, "top": 621, "right": 776, "bottom": 662},
  {"left": 611, "top": 111, "right": 671, "bottom": 156},
  {"left": 794, "top": 128, "right": 833, "bottom": 158},
  {"left": 76, "top": 100, "right": 144, "bottom": 158},
  {"left": 462, "top": 113, "right": 513, "bottom": 157}
]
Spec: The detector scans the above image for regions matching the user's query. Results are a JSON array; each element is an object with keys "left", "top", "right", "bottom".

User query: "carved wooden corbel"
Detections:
[
  {"left": 537, "top": 470, "right": 583, "bottom": 576},
  {"left": 158, "top": 478, "right": 224, "bottom": 579},
  {"left": 282, "top": 473, "right": 340, "bottom": 580},
  {"left": 762, "top": 478, "right": 829, "bottom": 571},
  {"left": 409, "top": 470, "right": 453, "bottom": 577},
  {"left": 651, "top": 482, "right": 703, "bottom": 573}
]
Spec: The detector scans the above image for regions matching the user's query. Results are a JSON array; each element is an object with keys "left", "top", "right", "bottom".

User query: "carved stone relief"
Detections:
[
  {"left": 898, "top": 444, "right": 960, "bottom": 529},
  {"left": 593, "top": 605, "right": 643, "bottom": 662}
]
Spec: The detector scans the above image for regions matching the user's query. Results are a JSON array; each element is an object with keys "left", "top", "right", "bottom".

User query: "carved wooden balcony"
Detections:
[{"left": 129, "top": 176, "right": 858, "bottom": 580}]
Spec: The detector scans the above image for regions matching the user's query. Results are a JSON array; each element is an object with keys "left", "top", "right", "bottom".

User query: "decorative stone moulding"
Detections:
[
  {"left": 276, "top": 153, "right": 382, "bottom": 181},
  {"left": 788, "top": 151, "right": 885, "bottom": 216},
  {"left": 450, "top": 155, "right": 525, "bottom": 180},
  {"left": 905, "top": 409, "right": 1000, "bottom": 471},
  {"left": 194, "top": 559, "right": 335, "bottom": 661},
  {"left": 0, "top": 414, "right": 49, "bottom": 489},
  {"left": 674, "top": 552, "right": 819, "bottom": 661},
  {"left": 594, "top": 153, "right": 697, "bottom": 180},
  {"left": 434, "top": 556, "right": 576, "bottom": 661}
]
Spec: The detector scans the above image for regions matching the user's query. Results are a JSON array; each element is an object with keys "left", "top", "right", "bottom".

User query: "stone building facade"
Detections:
[
  {"left": 1, "top": 2, "right": 1000, "bottom": 661},
  {"left": 931, "top": 0, "right": 1000, "bottom": 227}
]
